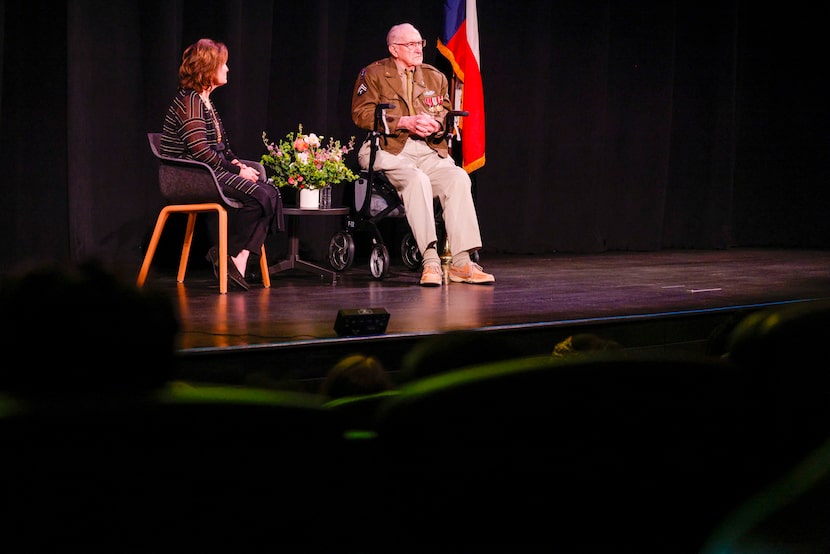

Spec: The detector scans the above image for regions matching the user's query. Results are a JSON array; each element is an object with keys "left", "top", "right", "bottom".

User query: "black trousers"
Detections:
[{"left": 220, "top": 179, "right": 283, "bottom": 256}]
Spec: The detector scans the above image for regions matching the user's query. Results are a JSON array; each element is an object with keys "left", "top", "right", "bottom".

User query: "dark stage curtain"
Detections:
[{"left": 1, "top": 0, "right": 828, "bottom": 274}]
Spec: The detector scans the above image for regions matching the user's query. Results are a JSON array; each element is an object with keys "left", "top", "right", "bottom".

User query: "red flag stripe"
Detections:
[{"left": 437, "top": 1, "right": 485, "bottom": 173}]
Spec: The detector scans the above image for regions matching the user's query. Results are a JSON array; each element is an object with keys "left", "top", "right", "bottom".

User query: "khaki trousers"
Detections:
[{"left": 358, "top": 138, "right": 483, "bottom": 257}]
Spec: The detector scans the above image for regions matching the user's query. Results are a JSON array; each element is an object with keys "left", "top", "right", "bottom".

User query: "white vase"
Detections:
[{"left": 299, "top": 188, "right": 320, "bottom": 209}]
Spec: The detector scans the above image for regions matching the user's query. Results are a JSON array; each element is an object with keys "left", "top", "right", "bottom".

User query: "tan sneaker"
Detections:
[
  {"left": 449, "top": 262, "right": 495, "bottom": 284},
  {"left": 419, "top": 264, "right": 443, "bottom": 287}
]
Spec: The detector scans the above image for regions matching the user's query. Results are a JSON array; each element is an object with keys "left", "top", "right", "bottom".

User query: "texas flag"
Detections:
[{"left": 437, "top": 0, "right": 485, "bottom": 173}]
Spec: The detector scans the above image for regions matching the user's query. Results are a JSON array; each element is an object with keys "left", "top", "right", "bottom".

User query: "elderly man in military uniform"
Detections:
[{"left": 351, "top": 22, "right": 494, "bottom": 287}]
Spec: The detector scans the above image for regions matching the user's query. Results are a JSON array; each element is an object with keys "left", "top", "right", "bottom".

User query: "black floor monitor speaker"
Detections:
[{"left": 334, "top": 308, "right": 390, "bottom": 336}]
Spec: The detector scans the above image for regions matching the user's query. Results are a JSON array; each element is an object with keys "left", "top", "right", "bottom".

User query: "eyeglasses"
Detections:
[{"left": 393, "top": 40, "right": 427, "bottom": 49}]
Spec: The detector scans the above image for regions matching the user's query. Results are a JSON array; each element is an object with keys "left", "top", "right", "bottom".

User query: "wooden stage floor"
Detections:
[{"left": 142, "top": 247, "right": 830, "bottom": 390}]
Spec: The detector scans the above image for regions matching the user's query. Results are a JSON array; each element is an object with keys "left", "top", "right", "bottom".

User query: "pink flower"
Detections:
[{"left": 293, "top": 138, "right": 309, "bottom": 152}]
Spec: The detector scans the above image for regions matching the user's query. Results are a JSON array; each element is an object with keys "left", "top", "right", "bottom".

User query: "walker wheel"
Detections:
[
  {"left": 401, "top": 232, "right": 421, "bottom": 271},
  {"left": 369, "top": 244, "right": 391, "bottom": 279},
  {"left": 328, "top": 231, "right": 355, "bottom": 271}
]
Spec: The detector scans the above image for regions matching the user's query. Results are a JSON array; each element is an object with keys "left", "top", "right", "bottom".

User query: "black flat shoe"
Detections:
[
  {"left": 205, "top": 247, "right": 220, "bottom": 279},
  {"left": 227, "top": 256, "right": 250, "bottom": 291}
]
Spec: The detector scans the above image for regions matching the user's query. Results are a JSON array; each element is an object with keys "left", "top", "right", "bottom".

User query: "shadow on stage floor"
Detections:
[{"left": 140, "top": 247, "right": 830, "bottom": 391}]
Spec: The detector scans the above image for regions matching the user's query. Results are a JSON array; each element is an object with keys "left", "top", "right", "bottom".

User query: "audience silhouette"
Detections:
[
  {"left": 320, "top": 353, "right": 394, "bottom": 399},
  {"left": 395, "top": 329, "right": 524, "bottom": 384},
  {"left": 0, "top": 259, "right": 180, "bottom": 394},
  {"left": 699, "top": 299, "right": 830, "bottom": 553}
]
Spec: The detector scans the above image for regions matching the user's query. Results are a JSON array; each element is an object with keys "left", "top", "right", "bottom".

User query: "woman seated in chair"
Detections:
[{"left": 160, "top": 38, "right": 283, "bottom": 290}]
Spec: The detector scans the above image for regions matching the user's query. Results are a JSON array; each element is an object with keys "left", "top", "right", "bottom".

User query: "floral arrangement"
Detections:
[{"left": 261, "top": 124, "right": 357, "bottom": 190}]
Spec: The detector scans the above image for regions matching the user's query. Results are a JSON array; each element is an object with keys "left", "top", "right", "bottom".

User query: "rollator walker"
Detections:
[{"left": 327, "top": 103, "right": 468, "bottom": 279}]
